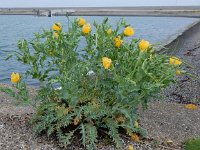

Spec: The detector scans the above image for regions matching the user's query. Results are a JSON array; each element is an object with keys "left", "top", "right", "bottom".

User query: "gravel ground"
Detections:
[
  {"left": 138, "top": 101, "right": 200, "bottom": 147},
  {"left": 0, "top": 21, "right": 200, "bottom": 150}
]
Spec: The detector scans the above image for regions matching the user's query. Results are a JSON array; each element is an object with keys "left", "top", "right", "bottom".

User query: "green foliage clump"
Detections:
[
  {"left": 184, "top": 138, "right": 200, "bottom": 150},
  {"left": 1, "top": 17, "right": 183, "bottom": 149}
]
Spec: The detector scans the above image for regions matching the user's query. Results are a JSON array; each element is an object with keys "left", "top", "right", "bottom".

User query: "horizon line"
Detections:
[{"left": 1, "top": 6, "right": 200, "bottom": 8}]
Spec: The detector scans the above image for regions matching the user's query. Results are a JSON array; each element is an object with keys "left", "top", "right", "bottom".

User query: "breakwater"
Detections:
[{"left": 0, "top": 6, "right": 200, "bottom": 17}]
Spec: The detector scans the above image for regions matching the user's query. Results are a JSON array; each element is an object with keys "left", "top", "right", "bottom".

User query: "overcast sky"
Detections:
[{"left": 1, "top": 0, "right": 200, "bottom": 8}]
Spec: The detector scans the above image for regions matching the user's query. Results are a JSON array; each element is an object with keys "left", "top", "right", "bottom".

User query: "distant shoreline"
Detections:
[{"left": 0, "top": 6, "right": 200, "bottom": 17}]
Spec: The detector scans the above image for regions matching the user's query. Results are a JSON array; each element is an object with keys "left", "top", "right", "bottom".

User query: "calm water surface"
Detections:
[{"left": 0, "top": 15, "right": 199, "bottom": 85}]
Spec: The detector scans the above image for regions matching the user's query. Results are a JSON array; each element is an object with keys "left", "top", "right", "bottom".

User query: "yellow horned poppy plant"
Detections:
[
  {"left": 102, "top": 57, "right": 112, "bottom": 69},
  {"left": 124, "top": 26, "right": 134, "bottom": 36},
  {"left": 82, "top": 24, "right": 91, "bottom": 34},
  {"left": 138, "top": 39, "right": 150, "bottom": 52},
  {"left": 52, "top": 22, "right": 62, "bottom": 31},
  {"left": 11, "top": 72, "right": 20, "bottom": 83},
  {"left": 169, "top": 57, "right": 182, "bottom": 65},
  {"left": 2, "top": 17, "right": 187, "bottom": 150},
  {"left": 78, "top": 18, "right": 86, "bottom": 26}
]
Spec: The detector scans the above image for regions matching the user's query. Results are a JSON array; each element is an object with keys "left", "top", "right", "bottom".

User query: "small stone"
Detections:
[
  {"left": 87, "top": 70, "right": 95, "bottom": 76},
  {"left": 0, "top": 124, "right": 4, "bottom": 129}
]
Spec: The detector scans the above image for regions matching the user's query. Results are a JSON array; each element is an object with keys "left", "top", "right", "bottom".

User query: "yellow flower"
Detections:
[
  {"left": 102, "top": 57, "right": 112, "bottom": 69},
  {"left": 185, "top": 104, "right": 198, "bottom": 110},
  {"left": 107, "top": 29, "right": 112, "bottom": 35},
  {"left": 176, "top": 70, "right": 181, "bottom": 75},
  {"left": 138, "top": 39, "right": 150, "bottom": 52},
  {"left": 82, "top": 24, "right": 91, "bottom": 34},
  {"left": 114, "top": 36, "right": 123, "bottom": 48},
  {"left": 11, "top": 72, "right": 20, "bottom": 83},
  {"left": 127, "top": 145, "right": 134, "bottom": 150},
  {"left": 124, "top": 26, "right": 135, "bottom": 36},
  {"left": 131, "top": 133, "right": 140, "bottom": 142},
  {"left": 53, "top": 32, "right": 59, "bottom": 38},
  {"left": 78, "top": 18, "right": 86, "bottom": 26},
  {"left": 52, "top": 22, "right": 62, "bottom": 31},
  {"left": 169, "top": 57, "right": 182, "bottom": 65}
]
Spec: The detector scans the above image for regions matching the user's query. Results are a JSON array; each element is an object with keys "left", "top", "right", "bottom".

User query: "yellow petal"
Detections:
[
  {"left": 138, "top": 39, "right": 150, "bottom": 52},
  {"left": 52, "top": 22, "right": 62, "bottom": 31},
  {"left": 102, "top": 57, "right": 112, "bottom": 69},
  {"left": 11, "top": 72, "right": 20, "bottom": 83},
  {"left": 78, "top": 18, "right": 86, "bottom": 26},
  {"left": 114, "top": 36, "right": 123, "bottom": 48},
  {"left": 124, "top": 26, "right": 135, "bottom": 36},
  {"left": 82, "top": 24, "right": 91, "bottom": 34},
  {"left": 131, "top": 133, "right": 140, "bottom": 142},
  {"left": 185, "top": 104, "right": 198, "bottom": 110},
  {"left": 169, "top": 57, "right": 182, "bottom": 65},
  {"left": 127, "top": 145, "right": 135, "bottom": 150}
]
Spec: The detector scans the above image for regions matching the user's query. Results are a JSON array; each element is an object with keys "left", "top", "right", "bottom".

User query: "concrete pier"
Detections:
[{"left": 0, "top": 6, "right": 200, "bottom": 17}]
